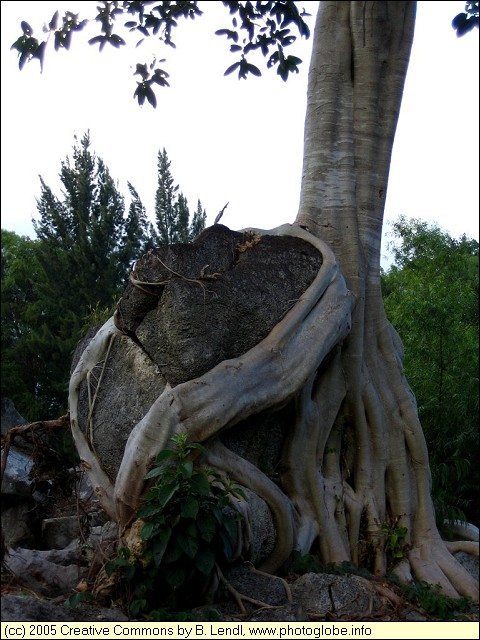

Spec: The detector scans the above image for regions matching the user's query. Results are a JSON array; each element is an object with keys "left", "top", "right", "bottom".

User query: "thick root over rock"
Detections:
[{"left": 69, "top": 224, "right": 479, "bottom": 603}]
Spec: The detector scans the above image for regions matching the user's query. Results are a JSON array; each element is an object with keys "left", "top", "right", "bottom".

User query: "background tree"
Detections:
[
  {"left": 382, "top": 217, "right": 479, "bottom": 529},
  {"left": 13, "top": 1, "right": 480, "bottom": 602},
  {"left": 1, "top": 231, "right": 47, "bottom": 420},
  {"left": 1, "top": 133, "right": 152, "bottom": 418},
  {"left": 153, "top": 148, "right": 207, "bottom": 245},
  {"left": 1, "top": 137, "right": 206, "bottom": 421}
]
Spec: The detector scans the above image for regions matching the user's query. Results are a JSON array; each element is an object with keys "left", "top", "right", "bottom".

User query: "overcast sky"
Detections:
[{"left": 1, "top": 1, "right": 478, "bottom": 267}]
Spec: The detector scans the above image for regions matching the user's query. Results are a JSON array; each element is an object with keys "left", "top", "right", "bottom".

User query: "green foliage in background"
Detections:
[
  {"left": 382, "top": 216, "right": 479, "bottom": 527},
  {"left": 1, "top": 230, "right": 46, "bottom": 420},
  {"left": 1, "top": 135, "right": 205, "bottom": 421}
]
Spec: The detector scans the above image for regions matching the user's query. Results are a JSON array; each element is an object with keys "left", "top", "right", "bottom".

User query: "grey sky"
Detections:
[{"left": 1, "top": 1, "right": 478, "bottom": 267}]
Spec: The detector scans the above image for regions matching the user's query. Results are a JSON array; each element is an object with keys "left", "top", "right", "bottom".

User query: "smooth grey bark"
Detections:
[{"left": 295, "top": 1, "right": 478, "bottom": 600}]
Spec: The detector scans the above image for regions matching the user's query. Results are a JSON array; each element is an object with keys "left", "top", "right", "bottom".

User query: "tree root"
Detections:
[
  {"left": 215, "top": 565, "right": 279, "bottom": 616},
  {"left": 68, "top": 224, "right": 479, "bottom": 603}
]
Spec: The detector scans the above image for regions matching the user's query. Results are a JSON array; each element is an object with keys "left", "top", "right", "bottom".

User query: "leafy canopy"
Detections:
[
  {"left": 452, "top": 1, "right": 479, "bottom": 37},
  {"left": 11, "top": 1, "right": 311, "bottom": 108}
]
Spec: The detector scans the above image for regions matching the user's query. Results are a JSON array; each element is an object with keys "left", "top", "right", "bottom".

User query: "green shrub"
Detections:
[{"left": 105, "top": 434, "right": 244, "bottom": 618}]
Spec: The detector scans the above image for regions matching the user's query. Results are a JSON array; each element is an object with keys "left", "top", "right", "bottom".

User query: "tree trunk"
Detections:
[
  {"left": 69, "top": 1, "right": 479, "bottom": 602},
  {"left": 295, "top": 0, "right": 478, "bottom": 600}
]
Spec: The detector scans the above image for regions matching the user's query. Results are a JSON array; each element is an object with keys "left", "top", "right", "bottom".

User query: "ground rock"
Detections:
[
  {"left": 41, "top": 516, "right": 82, "bottom": 550},
  {"left": 455, "top": 551, "right": 479, "bottom": 581},
  {"left": 4, "top": 542, "right": 86, "bottom": 597},
  {"left": 1, "top": 595, "right": 128, "bottom": 622},
  {"left": 290, "top": 573, "right": 383, "bottom": 618}
]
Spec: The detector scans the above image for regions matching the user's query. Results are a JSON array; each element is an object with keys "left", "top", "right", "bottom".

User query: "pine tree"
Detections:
[
  {"left": 190, "top": 199, "right": 207, "bottom": 242},
  {"left": 154, "top": 148, "right": 206, "bottom": 245},
  {"left": 28, "top": 132, "right": 150, "bottom": 415}
]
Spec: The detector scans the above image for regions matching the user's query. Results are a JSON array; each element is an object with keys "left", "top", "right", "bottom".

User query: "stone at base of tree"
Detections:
[
  {"left": 2, "top": 443, "right": 37, "bottom": 548},
  {"left": 291, "top": 573, "right": 383, "bottom": 618},
  {"left": 2, "top": 502, "right": 36, "bottom": 549},
  {"left": 455, "top": 551, "right": 479, "bottom": 581},
  {"left": 0, "top": 595, "right": 128, "bottom": 623},
  {"left": 41, "top": 517, "right": 82, "bottom": 550},
  {"left": 3, "top": 541, "right": 85, "bottom": 597}
]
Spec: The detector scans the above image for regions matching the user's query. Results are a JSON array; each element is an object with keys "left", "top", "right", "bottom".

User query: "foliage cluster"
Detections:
[
  {"left": 452, "top": 1, "right": 479, "bottom": 37},
  {"left": 381, "top": 521, "right": 408, "bottom": 567},
  {"left": 11, "top": 2, "right": 477, "bottom": 110},
  {"left": 104, "top": 434, "right": 244, "bottom": 617},
  {"left": 11, "top": 1, "right": 311, "bottom": 108},
  {"left": 1, "top": 135, "right": 205, "bottom": 421},
  {"left": 382, "top": 216, "right": 479, "bottom": 527},
  {"left": 386, "top": 574, "right": 476, "bottom": 621}
]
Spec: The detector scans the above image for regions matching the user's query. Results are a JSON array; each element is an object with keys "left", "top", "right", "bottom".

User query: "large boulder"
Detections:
[
  {"left": 1, "top": 398, "right": 38, "bottom": 548},
  {"left": 73, "top": 225, "right": 322, "bottom": 481}
]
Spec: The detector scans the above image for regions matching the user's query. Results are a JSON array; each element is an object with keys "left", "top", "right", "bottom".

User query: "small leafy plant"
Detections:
[
  {"left": 381, "top": 520, "right": 408, "bottom": 567},
  {"left": 396, "top": 580, "right": 475, "bottom": 621},
  {"left": 105, "top": 434, "right": 244, "bottom": 618}
]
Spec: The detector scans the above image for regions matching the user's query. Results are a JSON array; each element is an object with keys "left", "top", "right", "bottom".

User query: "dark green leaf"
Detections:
[
  {"left": 156, "top": 481, "right": 179, "bottom": 508},
  {"left": 186, "top": 442, "right": 207, "bottom": 454},
  {"left": 140, "top": 521, "right": 156, "bottom": 539},
  {"left": 164, "top": 540, "right": 183, "bottom": 563},
  {"left": 137, "top": 502, "right": 163, "bottom": 518},
  {"left": 196, "top": 511, "right": 217, "bottom": 542},
  {"left": 49, "top": 11, "right": 59, "bottom": 31},
  {"left": 224, "top": 61, "right": 241, "bottom": 76},
  {"left": 181, "top": 498, "right": 199, "bottom": 519},
  {"left": 177, "top": 530, "right": 199, "bottom": 559},
  {"left": 194, "top": 547, "right": 215, "bottom": 575},
  {"left": 165, "top": 564, "right": 186, "bottom": 588},
  {"left": 182, "top": 460, "right": 193, "bottom": 477},
  {"left": 152, "top": 528, "right": 172, "bottom": 566},
  {"left": 130, "top": 599, "right": 146, "bottom": 616},
  {"left": 65, "top": 591, "right": 94, "bottom": 608},
  {"left": 144, "top": 464, "right": 166, "bottom": 479},
  {"left": 189, "top": 472, "right": 211, "bottom": 496},
  {"left": 21, "top": 21, "right": 33, "bottom": 35}
]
